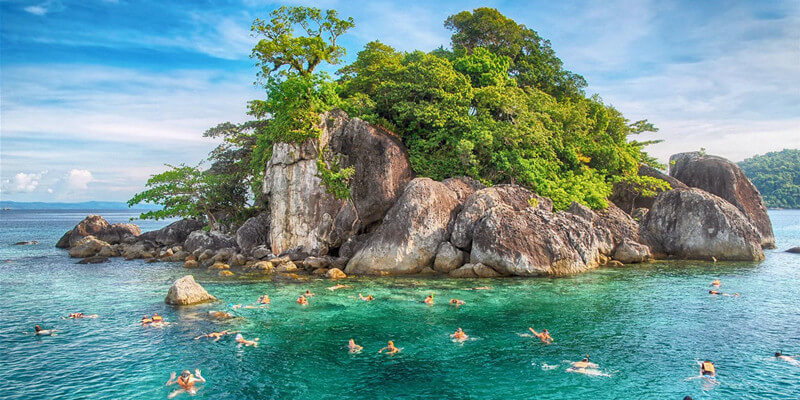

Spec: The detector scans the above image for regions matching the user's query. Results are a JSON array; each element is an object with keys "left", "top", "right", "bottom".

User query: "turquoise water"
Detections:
[{"left": 1, "top": 209, "right": 799, "bottom": 399}]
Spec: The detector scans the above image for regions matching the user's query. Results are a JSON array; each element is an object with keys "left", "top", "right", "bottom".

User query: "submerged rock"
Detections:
[
  {"left": 13, "top": 240, "right": 38, "bottom": 245},
  {"left": 670, "top": 152, "right": 775, "bottom": 248},
  {"left": 345, "top": 178, "right": 461, "bottom": 275},
  {"left": 639, "top": 188, "right": 764, "bottom": 261},
  {"left": 785, "top": 247, "right": 800, "bottom": 254},
  {"left": 77, "top": 256, "right": 110, "bottom": 264},
  {"left": 165, "top": 275, "right": 216, "bottom": 305}
]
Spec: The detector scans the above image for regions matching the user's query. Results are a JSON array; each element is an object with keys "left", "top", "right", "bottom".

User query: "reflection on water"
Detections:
[{"left": 1, "top": 209, "right": 799, "bottom": 399}]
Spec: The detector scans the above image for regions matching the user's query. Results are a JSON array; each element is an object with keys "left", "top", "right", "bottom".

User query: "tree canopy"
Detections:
[{"left": 739, "top": 149, "right": 800, "bottom": 209}]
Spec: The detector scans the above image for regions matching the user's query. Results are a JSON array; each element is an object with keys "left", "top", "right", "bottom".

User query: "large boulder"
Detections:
[
  {"left": 669, "top": 152, "right": 775, "bottom": 248},
  {"left": 235, "top": 212, "right": 270, "bottom": 255},
  {"left": 433, "top": 241, "right": 468, "bottom": 273},
  {"left": 639, "top": 188, "right": 764, "bottom": 261},
  {"left": 138, "top": 219, "right": 204, "bottom": 247},
  {"left": 568, "top": 202, "right": 640, "bottom": 244},
  {"left": 56, "top": 215, "right": 111, "bottom": 248},
  {"left": 610, "top": 164, "right": 687, "bottom": 213},
  {"left": 183, "top": 230, "right": 237, "bottom": 254},
  {"left": 469, "top": 204, "right": 614, "bottom": 276},
  {"left": 450, "top": 185, "right": 552, "bottom": 251},
  {"left": 68, "top": 236, "right": 110, "bottom": 258},
  {"left": 164, "top": 275, "right": 216, "bottom": 305},
  {"left": 263, "top": 109, "right": 413, "bottom": 257},
  {"left": 95, "top": 223, "right": 141, "bottom": 244},
  {"left": 345, "top": 178, "right": 461, "bottom": 275}
]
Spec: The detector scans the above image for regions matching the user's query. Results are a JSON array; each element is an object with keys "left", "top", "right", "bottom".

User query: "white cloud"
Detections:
[
  {"left": 67, "top": 169, "right": 94, "bottom": 190},
  {"left": 47, "top": 188, "right": 54, "bottom": 194},
  {"left": 2, "top": 172, "right": 43, "bottom": 193},
  {"left": 24, "top": 5, "right": 48, "bottom": 16}
]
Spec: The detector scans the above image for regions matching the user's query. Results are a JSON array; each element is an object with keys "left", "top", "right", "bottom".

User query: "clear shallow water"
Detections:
[{"left": 1, "top": 209, "right": 799, "bottom": 400}]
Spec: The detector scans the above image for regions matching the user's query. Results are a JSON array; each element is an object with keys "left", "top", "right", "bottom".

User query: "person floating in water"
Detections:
[
  {"left": 297, "top": 295, "right": 309, "bottom": 306},
  {"left": 141, "top": 315, "right": 154, "bottom": 325},
  {"left": 700, "top": 360, "right": 716, "bottom": 377},
  {"left": 358, "top": 293, "right": 374, "bottom": 301},
  {"left": 348, "top": 339, "right": 363, "bottom": 353},
  {"left": 449, "top": 299, "right": 465, "bottom": 307},
  {"left": 451, "top": 327, "right": 469, "bottom": 342},
  {"left": 34, "top": 325, "right": 56, "bottom": 336},
  {"left": 63, "top": 312, "right": 98, "bottom": 319},
  {"left": 304, "top": 290, "right": 316, "bottom": 298},
  {"left": 234, "top": 333, "right": 259, "bottom": 347},
  {"left": 711, "top": 279, "right": 721, "bottom": 287},
  {"left": 258, "top": 294, "right": 271, "bottom": 304},
  {"left": 194, "top": 330, "right": 236, "bottom": 342},
  {"left": 424, "top": 293, "right": 434, "bottom": 306},
  {"left": 529, "top": 327, "right": 553, "bottom": 344},
  {"left": 709, "top": 290, "right": 739, "bottom": 297},
  {"left": 379, "top": 340, "right": 401, "bottom": 355},
  {"left": 152, "top": 313, "right": 164, "bottom": 323},
  {"left": 327, "top": 284, "right": 351, "bottom": 291},
  {"left": 566, "top": 354, "right": 601, "bottom": 375},
  {"left": 166, "top": 369, "right": 205, "bottom": 398},
  {"left": 775, "top": 352, "right": 800, "bottom": 366}
]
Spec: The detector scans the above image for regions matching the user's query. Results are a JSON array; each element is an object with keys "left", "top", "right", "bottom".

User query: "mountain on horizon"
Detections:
[{"left": 0, "top": 201, "right": 161, "bottom": 211}]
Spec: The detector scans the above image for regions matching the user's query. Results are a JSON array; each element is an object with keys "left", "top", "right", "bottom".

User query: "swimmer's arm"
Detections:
[
  {"left": 378, "top": 347, "right": 387, "bottom": 353},
  {"left": 194, "top": 370, "right": 206, "bottom": 383},
  {"left": 166, "top": 372, "right": 176, "bottom": 386}
]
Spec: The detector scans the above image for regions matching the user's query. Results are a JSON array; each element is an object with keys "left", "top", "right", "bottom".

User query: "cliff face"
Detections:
[{"left": 263, "top": 109, "right": 413, "bottom": 257}]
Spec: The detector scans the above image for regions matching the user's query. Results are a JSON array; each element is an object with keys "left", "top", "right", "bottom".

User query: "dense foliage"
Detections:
[
  {"left": 739, "top": 149, "right": 800, "bottom": 209},
  {"left": 131, "top": 6, "right": 667, "bottom": 220}
]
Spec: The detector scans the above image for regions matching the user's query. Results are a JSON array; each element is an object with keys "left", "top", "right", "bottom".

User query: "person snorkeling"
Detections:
[
  {"left": 449, "top": 299, "right": 465, "bottom": 307},
  {"left": 700, "top": 360, "right": 716, "bottom": 377},
  {"left": 304, "top": 290, "right": 316, "bottom": 298},
  {"left": 348, "top": 339, "right": 363, "bottom": 353},
  {"left": 529, "top": 327, "right": 553, "bottom": 344},
  {"left": 234, "top": 333, "right": 259, "bottom": 347},
  {"left": 358, "top": 293, "right": 374, "bottom": 301},
  {"left": 379, "top": 340, "right": 401, "bottom": 355},
  {"left": 63, "top": 312, "right": 98, "bottom": 319},
  {"left": 297, "top": 295, "right": 309, "bottom": 306},
  {"left": 166, "top": 369, "right": 205, "bottom": 398},
  {"left": 775, "top": 352, "right": 800, "bottom": 366},
  {"left": 34, "top": 325, "right": 56, "bottom": 336},
  {"left": 327, "top": 284, "right": 351, "bottom": 291},
  {"left": 711, "top": 279, "right": 721, "bottom": 287},
  {"left": 709, "top": 290, "right": 739, "bottom": 297},
  {"left": 424, "top": 293, "right": 434, "bottom": 306},
  {"left": 451, "top": 327, "right": 469, "bottom": 342},
  {"left": 194, "top": 330, "right": 236, "bottom": 342},
  {"left": 152, "top": 313, "right": 164, "bottom": 323},
  {"left": 141, "top": 315, "right": 153, "bottom": 325},
  {"left": 258, "top": 294, "right": 271, "bottom": 304}
]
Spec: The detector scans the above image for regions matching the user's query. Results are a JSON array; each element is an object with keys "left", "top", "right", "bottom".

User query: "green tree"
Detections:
[{"left": 739, "top": 149, "right": 800, "bottom": 208}]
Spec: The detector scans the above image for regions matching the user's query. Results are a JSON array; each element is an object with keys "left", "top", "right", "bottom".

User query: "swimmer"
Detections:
[
  {"left": 571, "top": 355, "right": 598, "bottom": 369},
  {"left": 775, "top": 352, "right": 800, "bottom": 367},
  {"left": 348, "top": 339, "right": 363, "bottom": 353},
  {"left": 424, "top": 293, "right": 434, "bottom": 306},
  {"left": 234, "top": 333, "right": 259, "bottom": 347},
  {"left": 152, "top": 313, "right": 164, "bottom": 323},
  {"left": 63, "top": 312, "right": 98, "bottom": 319},
  {"left": 465, "top": 286, "right": 491, "bottom": 291},
  {"left": 358, "top": 293, "right": 374, "bottom": 301},
  {"left": 529, "top": 327, "right": 553, "bottom": 344},
  {"left": 141, "top": 315, "right": 153, "bottom": 325},
  {"left": 449, "top": 299, "right": 465, "bottom": 307},
  {"left": 567, "top": 355, "right": 605, "bottom": 376},
  {"left": 700, "top": 360, "right": 716, "bottom": 377},
  {"left": 711, "top": 279, "right": 721, "bottom": 287},
  {"left": 166, "top": 369, "right": 205, "bottom": 398},
  {"left": 34, "top": 325, "right": 56, "bottom": 336},
  {"left": 379, "top": 340, "right": 401, "bottom": 355},
  {"left": 304, "top": 290, "right": 316, "bottom": 298},
  {"left": 709, "top": 290, "right": 739, "bottom": 297},
  {"left": 327, "top": 284, "right": 352, "bottom": 291},
  {"left": 451, "top": 327, "right": 469, "bottom": 342},
  {"left": 194, "top": 330, "right": 236, "bottom": 341},
  {"left": 257, "top": 294, "right": 271, "bottom": 304},
  {"left": 297, "top": 295, "right": 309, "bottom": 306}
]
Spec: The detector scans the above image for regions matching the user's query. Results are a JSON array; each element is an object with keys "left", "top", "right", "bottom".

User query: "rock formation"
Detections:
[
  {"left": 263, "top": 109, "right": 413, "bottom": 257},
  {"left": 183, "top": 230, "right": 237, "bottom": 254},
  {"left": 164, "top": 275, "right": 216, "bottom": 305},
  {"left": 137, "top": 219, "right": 204, "bottom": 247},
  {"left": 235, "top": 212, "right": 270, "bottom": 255},
  {"left": 57, "top": 215, "right": 139, "bottom": 248},
  {"left": 670, "top": 152, "right": 775, "bottom": 248},
  {"left": 639, "top": 188, "right": 764, "bottom": 261},
  {"left": 610, "top": 164, "right": 687, "bottom": 213}
]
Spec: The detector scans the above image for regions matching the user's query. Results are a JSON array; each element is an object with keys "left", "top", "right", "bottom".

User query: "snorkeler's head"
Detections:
[
  {"left": 35, "top": 325, "right": 41, "bottom": 332},
  {"left": 180, "top": 370, "right": 191, "bottom": 379},
  {"left": 775, "top": 352, "right": 782, "bottom": 357}
]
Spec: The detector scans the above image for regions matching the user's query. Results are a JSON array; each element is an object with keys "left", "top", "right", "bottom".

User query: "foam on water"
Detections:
[{"left": 1, "top": 209, "right": 800, "bottom": 399}]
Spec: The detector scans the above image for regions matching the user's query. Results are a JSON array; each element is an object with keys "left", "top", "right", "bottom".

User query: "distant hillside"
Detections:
[
  {"left": 0, "top": 201, "right": 161, "bottom": 211},
  {"left": 739, "top": 149, "right": 800, "bottom": 209}
]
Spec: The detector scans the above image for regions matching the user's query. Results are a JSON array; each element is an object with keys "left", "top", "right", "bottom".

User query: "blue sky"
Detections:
[{"left": 1, "top": 0, "right": 798, "bottom": 202}]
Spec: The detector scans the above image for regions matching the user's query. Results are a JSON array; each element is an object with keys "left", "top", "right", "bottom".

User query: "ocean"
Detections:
[{"left": 1, "top": 209, "right": 799, "bottom": 399}]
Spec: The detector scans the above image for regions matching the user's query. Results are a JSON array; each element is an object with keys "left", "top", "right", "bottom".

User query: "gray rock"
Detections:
[
  {"left": 264, "top": 109, "right": 413, "bottom": 257},
  {"left": 449, "top": 263, "right": 500, "bottom": 278},
  {"left": 68, "top": 236, "right": 110, "bottom": 258},
  {"left": 568, "top": 201, "right": 640, "bottom": 244},
  {"left": 13, "top": 240, "right": 38, "bottom": 245},
  {"left": 433, "top": 241, "right": 467, "bottom": 273},
  {"left": 303, "top": 256, "right": 331, "bottom": 270},
  {"left": 183, "top": 230, "right": 237, "bottom": 254},
  {"left": 612, "top": 239, "right": 651, "bottom": 264},
  {"left": 235, "top": 212, "right": 270, "bottom": 255},
  {"left": 77, "top": 256, "right": 110, "bottom": 264},
  {"left": 639, "top": 188, "right": 764, "bottom": 261},
  {"left": 326, "top": 268, "right": 347, "bottom": 279},
  {"left": 164, "top": 275, "right": 216, "bottom": 305},
  {"left": 610, "top": 164, "right": 687, "bottom": 213},
  {"left": 345, "top": 178, "right": 461, "bottom": 275},
  {"left": 787, "top": 247, "right": 800, "bottom": 254},
  {"left": 57, "top": 215, "right": 140, "bottom": 248},
  {"left": 138, "top": 219, "right": 204, "bottom": 247},
  {"left": 95, "top": 223, "right": 142, "bottom": 245},
  {"left": 251, "top": 245, "right": 273, "bottom": 260},
  {"left": 670, "top": 152, "right": 775, "bottom": 248},
  {"left": 338, "top": 233, "right": 370, "bottom": 260}
]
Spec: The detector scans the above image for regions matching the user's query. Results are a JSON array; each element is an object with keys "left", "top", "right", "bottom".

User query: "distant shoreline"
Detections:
[{"left": 0, "top": 201, "right": 160, "bottom": 211}]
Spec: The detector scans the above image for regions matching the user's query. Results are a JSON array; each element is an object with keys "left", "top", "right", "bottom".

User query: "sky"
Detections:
[{"left": 1, "top": 0, "right": 798, "bottom": 202}]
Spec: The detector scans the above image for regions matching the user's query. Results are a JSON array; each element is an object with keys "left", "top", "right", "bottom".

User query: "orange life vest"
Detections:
[{"left": 702, "top": 361, "right": 715, "bottom": 375}]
